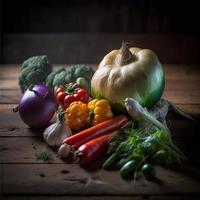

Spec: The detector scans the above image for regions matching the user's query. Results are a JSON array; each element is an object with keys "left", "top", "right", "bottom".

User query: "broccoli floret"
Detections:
[
  {"left": 46, "top": 67, "right": 66, "bottom": 88},
  {"left": 48, "top": 64, "right": 94, "bottom": 89},
  {"left": 53, "top": 70, "right": 68, "bottom": 89},
  {"left": 72, "top": 65, "right": 94, "bottom": 80},
  {"left": 19, "top": 55, "right": 52, "bottom": 93}
]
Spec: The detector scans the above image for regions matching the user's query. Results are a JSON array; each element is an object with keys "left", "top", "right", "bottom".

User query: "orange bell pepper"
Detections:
[{"left": 65, "top": 101, "right": 89, "bottom": 130}]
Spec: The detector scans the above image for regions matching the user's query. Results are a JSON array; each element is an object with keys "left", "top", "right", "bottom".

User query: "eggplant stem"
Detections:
[
  {"left": 28, "top": 84, "right": 34, "bottom": 91},
  {"left": 28, "top": 84, "right": 39, "bottom": 95}
]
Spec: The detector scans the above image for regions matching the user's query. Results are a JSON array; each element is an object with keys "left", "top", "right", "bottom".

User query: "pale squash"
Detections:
[{"left": 91, "top": 42, "right": 165, "bottom": 112}]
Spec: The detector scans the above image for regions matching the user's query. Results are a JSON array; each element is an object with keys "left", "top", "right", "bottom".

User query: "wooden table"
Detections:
[{"left": 0, "top": 64, "right": 200, "bottom": 200}]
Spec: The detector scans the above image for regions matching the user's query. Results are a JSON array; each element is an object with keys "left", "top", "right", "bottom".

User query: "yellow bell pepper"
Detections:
[
  {"left": 65, "top": 101, "right": 89, "bottom": 130},
  {"left": 88, "top": 99, "right": 113, "bottom": 125}
]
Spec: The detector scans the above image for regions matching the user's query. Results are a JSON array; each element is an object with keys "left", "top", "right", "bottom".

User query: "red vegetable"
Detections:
[
  {"left": 62, "top": 115, "right": 128, "bottom": 149},
  {"left": 55, "top": 82, "right": 89, "bottom": 108},
  {"left": 76, "top": 134, "right": 111, "bottom": 166},
  {"left": 14, "top": 84, "right": 58, "bottom": 128}
]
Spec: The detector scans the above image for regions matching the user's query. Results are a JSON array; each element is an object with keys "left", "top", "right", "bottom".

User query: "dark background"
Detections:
[{"left": 0, "top": 0, "right": 199, "bottom": 64}]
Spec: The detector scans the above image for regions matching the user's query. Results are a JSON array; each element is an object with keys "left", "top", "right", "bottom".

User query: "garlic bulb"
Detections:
[{"left": 43, "top": 115, "right": 72, "bottom": 146}]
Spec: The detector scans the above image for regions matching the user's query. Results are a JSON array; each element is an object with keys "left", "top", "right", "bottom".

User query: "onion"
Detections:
[{"left": 15, "top": 84, "right": 58, "bottom": 128}]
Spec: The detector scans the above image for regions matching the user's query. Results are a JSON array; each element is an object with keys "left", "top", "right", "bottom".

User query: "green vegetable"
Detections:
[
  {"left": 103, "top": 153, "right": 120, "bottom": 170},
  {"left": 120, "top": 160, "right": 137, "bottom": 179},
  {"left": 107, "top": 127, "right": 186, "bottom": 180},
  {"left": 116, "top": 158, "right": 132, "bottom": 169},
  {"left": 76, "top": 77, "right": 91, "bottom": 94},
  {"left": 141, "top": 164, "right": 155, "bottom": 179},
  {"left": 46, "top": 65, "right": 94, "bottom": 89},
  {"left": 19, "top": 55, "right": 52, "bottom": 93},
  {"left": 46, "top": 68, "right": 66, "bottom": 88},
  {"left": 153, "top": 150, "right": 169, "bottom": 165},
  {"left": 53, "top": 70, "right": 68, "bottom": 89},
  {"left": 36, "top": 150, "right": 53, "bottom": 162},
  {"left": 125, "top": 98, "right": 170, "bottom": 136}
]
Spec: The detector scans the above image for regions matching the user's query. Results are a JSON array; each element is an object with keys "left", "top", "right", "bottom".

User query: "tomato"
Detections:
[
  {"left": 56, "top": 91, "right": 65, "bottom": 105},
  {"left": 73, "top": 89, "right": 89, "bottom": 103},
  {"left": 64, "top": 94, "right": 74, "bottom": 108},
  {"left": 77, "top": 89, "right": 89, "bottom": 100},
  {"left": 55, "top": 83, "right": 90, "bottom": 109},
  {"left": 55, "top": 86, "right": 65, "bottom": 95}
]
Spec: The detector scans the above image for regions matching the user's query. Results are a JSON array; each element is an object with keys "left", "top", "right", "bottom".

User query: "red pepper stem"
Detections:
[{"left": 65, "top": 83, "right": 79, "bottom": 95}]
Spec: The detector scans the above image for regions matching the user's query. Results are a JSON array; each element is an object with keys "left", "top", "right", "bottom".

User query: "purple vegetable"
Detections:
[{"left": 16, "top": 84, "right": 58, "bottom": 128}]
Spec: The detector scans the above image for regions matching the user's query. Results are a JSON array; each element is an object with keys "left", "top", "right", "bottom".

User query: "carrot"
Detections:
[
  {"left": 76, "top": 133, "right": 111, "bottom": 166},
  {"left": 62, "top": 115, "right": 128, "bottom": 149}
]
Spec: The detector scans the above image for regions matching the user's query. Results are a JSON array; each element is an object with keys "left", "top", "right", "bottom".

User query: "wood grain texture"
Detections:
[
  {"left": 1, "top": 164, "right": 200, "bottom": 195},
  {"left": 0, "top": 137, "right": 62, "bottom": 164}
]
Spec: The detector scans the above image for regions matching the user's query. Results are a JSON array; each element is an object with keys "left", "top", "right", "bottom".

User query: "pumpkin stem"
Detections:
[{"left": 119, "top": 41, "right": 136, "bottom": 65}]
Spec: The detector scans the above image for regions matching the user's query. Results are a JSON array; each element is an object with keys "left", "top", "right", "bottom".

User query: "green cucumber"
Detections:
[
  {"left": 120, "top": 160, "right": 137, "bottom": 179},
  {"left": 116, "top": 158, "right": 132, "bottom": 169},
  {"left": 141, "top": 164, "right": 156, "bottom": 179},
  {"left": 103, "top": 153, "right": 120, "bottom": 170}
]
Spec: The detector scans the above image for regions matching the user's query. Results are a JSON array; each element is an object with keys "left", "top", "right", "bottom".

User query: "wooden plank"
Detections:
[
  {"left": 0, "top": 78, "right": 200, "bottom": 91},
  {"left": 165, "top": 80, "right": 200, "bottom": 91},
  {"left": 163, "top": 91, "right": 200, "bottom": 105},
  {"left": 0, "top": 104, "right": 31, "bottom": 128},
  {"left": 2, "top": 34, "right": 200, "bottom": 64},
  {"left": 0, "top": 137, "right": 63, "bottom": 164},
  {"left": 1, "top": 164, "right": 200, "bottom": 195},
  {"left": 0, "top": 90, "right": 21, "bottom": 103},
  {"left": 164, "top": 65, "right": 200, "bottom": 80},
  {"left": 0, "top": 80, "right": 19, "bottom": 90},
  {"left": 2, "top": 195, "right": 200, "bottom": 200}
]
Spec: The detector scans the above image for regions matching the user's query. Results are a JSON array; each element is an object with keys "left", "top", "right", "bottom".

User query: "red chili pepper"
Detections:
[
  {"left": 76, "top": 134, "right": 111, "bottom": 166},
  {"left": 62, "top": 115, "right": 128, "bottom": 149}
]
